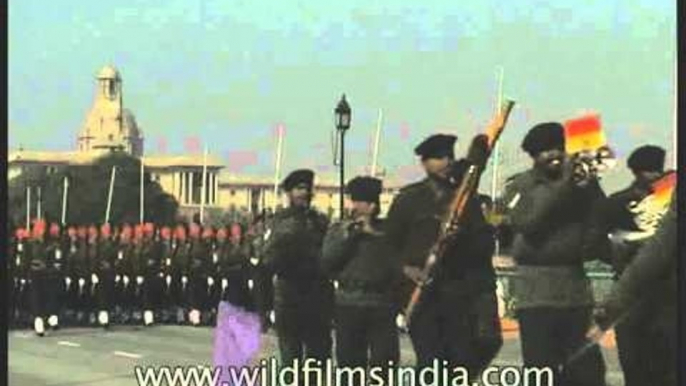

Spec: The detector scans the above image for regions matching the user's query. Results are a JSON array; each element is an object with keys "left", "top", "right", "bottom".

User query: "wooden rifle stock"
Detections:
[{"left": 403, "top": 100, "right": 515, "bottom": 327}]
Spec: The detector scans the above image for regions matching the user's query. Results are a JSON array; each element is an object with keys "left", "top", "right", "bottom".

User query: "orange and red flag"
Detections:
[{"left": 563, "top": 114, "right": 607, "bottom": 154}]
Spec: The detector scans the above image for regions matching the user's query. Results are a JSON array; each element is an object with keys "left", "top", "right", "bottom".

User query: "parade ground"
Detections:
[{"left": 9, "top": 325, "right": 625, "bottom": 386}]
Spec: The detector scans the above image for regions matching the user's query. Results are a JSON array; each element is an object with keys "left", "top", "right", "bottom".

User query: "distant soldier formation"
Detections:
[
  {"left": 9, "top": 216, "right": 274, "bottom": 332},
  {"left": 8, "top": 120, "right": 677, "bottom": 386}
]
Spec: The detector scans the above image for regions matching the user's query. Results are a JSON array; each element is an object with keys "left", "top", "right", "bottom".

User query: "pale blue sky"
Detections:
[{"left": 9, "top": 0, "right": 677, "bottom": 189}]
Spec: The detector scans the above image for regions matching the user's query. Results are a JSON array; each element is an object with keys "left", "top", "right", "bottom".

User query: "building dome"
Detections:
[
  {"left": 97, "top": 65, "right": 121, "bottom": 80},
  {"left": 122, "top": 109, "right": 142, "bottom": 138}
]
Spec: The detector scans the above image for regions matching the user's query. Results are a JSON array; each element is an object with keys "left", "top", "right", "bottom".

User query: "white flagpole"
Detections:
[
  {"left": 26, "top": 186, "right": 31, "bottom": 229},
  {"left": 37, "top": 186, "right": 42, "bottom": 220},
  {"left": 200, "top": 146, "right": 208, "bottom": 224},
  {"left": 273, "top": 125, "right": 285, "bottom": 210},
  {"left": 105, "top": 166, "right": 117, "bottom": 224},
  {"left": 140, "top": 159, "right": 145, "bottom": 224},
  {"left": 61, "top": 176, "right": 69, "bottom": 225},
  {"left": 490, "top": 66, "right": 505, "bottom": 200},
  {"left": 371, "top": 108, "right": 383, "bottom": 177}
]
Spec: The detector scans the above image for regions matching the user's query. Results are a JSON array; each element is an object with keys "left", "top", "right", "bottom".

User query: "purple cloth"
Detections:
[{"left": 213, "top": 301, "right": 262, "bottom": 385}]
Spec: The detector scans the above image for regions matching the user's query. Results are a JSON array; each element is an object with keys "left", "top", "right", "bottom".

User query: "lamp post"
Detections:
[{"left": 334, "top": 94, "right": 351, "bottom": 219}]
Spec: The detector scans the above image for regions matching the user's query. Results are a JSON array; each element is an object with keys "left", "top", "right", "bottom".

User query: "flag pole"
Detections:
[
  {"left": 273, "top": 125, "right": 285, "bottom": 211},
  {"left": 140, "top": 159, "right": 145, "bottom": 224},
  {"left": 61, "top": 176, "right": 69, "bottom": 225},
  {"left": 200, "top": 146, "right": 208, "bottom": 224},
  {"left": 105, "top": 166, "right": 117, "bottom": 224},
  {"left": 37, "top": 186, "right": 42, "bottom": 220},
  {"left": 490, "top": 66, "right": 504, "bottom": 200},
  {"left": 371, "top": 108, "right": 383, "bottom": 177},
  {"left": 26, "top": 186, "right": 31, "bottom": 229}
]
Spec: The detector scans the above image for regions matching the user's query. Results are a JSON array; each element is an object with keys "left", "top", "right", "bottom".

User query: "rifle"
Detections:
[{"left": 403, "top": 100, "right": 516, "bottom": 326}]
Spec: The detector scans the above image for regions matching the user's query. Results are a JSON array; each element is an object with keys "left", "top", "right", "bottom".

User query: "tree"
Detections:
[{"left": 9, "top": 152, "right": 179, "bottom": 226}]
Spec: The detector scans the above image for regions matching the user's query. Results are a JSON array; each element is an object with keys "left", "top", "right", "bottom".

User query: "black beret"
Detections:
[
  {"left": 414, "top": 134, "right": 457, "bottom": 160},
  {"left": 281, "top": 169, "right": 315, "bottom": 191},
  {"left": 627, "top": 145, "right": 665, "bottom": 173},
  {"left": 521, "top": 122, "right": 565, "bottom": 156},
  {"left": 346, "top": 176, "right": 383, "bottom": 203}
]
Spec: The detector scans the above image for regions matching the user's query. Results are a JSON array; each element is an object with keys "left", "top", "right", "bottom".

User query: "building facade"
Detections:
[{"left": 8, "top": 65, "right": 402, "bottom": 222}]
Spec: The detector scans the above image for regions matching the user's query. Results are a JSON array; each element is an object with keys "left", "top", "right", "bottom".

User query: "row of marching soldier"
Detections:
[{"left": 8, "top": 219, "right": 274, "bottom": 333}]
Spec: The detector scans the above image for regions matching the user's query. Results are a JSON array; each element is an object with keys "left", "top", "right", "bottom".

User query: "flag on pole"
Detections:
[
  {"left": 157, "top": 136, "right": 168, "bottom": 154},
  {"left": 650, "top": 171, "right": 676, "bottom": 208},
  {"left": 563, "top": 114, "right": 606, "bottom": 154},
  {"left": 184, "top": 136, "right": 202, "bottom": 154}
]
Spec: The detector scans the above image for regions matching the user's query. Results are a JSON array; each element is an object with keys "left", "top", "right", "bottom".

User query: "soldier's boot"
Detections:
[
  {"left": 144, "top": 310, "right": 154, "bottom": 326},
  {"left": 34, "top": 317, "right": 46, "bottom": 337},
  {"left": 47, "top": 315, "right": 60, "bottom": 330},
  {"left": 189, "top": 309, "right": 201, "bottom": 326},
  {"left": 98, "top": 310, "right": 110, "bottom": 328}
]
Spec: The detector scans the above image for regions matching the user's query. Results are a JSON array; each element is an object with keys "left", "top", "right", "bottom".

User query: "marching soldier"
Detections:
[
  {"left": 593, "top": 145, "right": 670, "bottom": 386},
  {"left": 590, "top": 192, "right": 677, "bottom": 386},
  {"left": 94, "top": 223, "right": 117, "bottom": 328},
  {"left": 219, "top": 224, "right": 252, "bottom": 310},
  {"left": 45, "top": 223, "right": 65, "bottom": 330},
  {"left": 70, "top": 226, "right": 91, "bottom": 325},
  {"left": 115, "top": 224, "right": 135, "bottom": 323},
  {"left": 209, "top": 226, "right": 225, "bottom": 308},
  {"left": 159, "top": 226, "right": 175, "bottom": 323},
  {"left": 322, "top": 176, "right": 401, "bottom": 382},
  {"left": 187, "top": 225, "right": 213, "bottom": 326},
  {"left": 63, "top": 226, "right": 78, "bottom": 322},
  {"left": 141, "top": 222, "right": 162, "bottom": 326},
  {"left": 501, "top": 122, "right": 607, "bottom": 386},
  {"left": 28, "top": 220, "right": 49, "bottom": 336},
  {"left": 202, "top": 226, "right": 219, "bottom": 321},
  {"left": 130, "top": 224, "right": 148, "bottom": 323},
  {"left": 172, "top": 224, "right": 191, "bottom": 324},
  {"left": 262, "top": 169, "right": 333, "bottom": 371},
  {"left": 385, "top": 134, "right": 503, "bottom": 379},
  {"left": 249, "top": 214, "right": 276, "bottom": 331},
  {"left": 85, "top": 225, "right": 100, "bottom": 325},
  {"left": 11, "top": 228, "right": 29, "bottom": 326}
]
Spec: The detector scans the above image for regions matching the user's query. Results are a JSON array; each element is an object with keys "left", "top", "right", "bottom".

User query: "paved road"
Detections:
[{"left": 9, "top": 326, "right": 624, "bottom": 386}]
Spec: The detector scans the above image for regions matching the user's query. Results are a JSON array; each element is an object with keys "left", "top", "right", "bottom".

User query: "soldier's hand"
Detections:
[
  {"left": 207, "top": 277, "right": 215, "bottom": 287},
  {"left": 250, "top": 257, "right": 259, "bottom": 266},
  {"left": 221, "top": 278, "right": 228, "bottom": 290},
  {"left": 403, "top": 266, "right": 429, "bottom": 285},
  {"left": 585, "top": 322, "right": 605, "bottom": 343},
  {"left": 65, "top": 277, "right": 72, "bottom": 287},
  {"left": 115, "top": 275, "right": 121, "bottom": 283},
  {"left": 78, "top": 277, "right": 86, "bottom": 287},
  {"left": 136, "top": 276, "right": 144, "bottom": 285},
  {"left": 123, "top": 275, "right": 130, "bottom": 286},
  {"left": 91, "top": 274, "right": 99, "bottom": 285},
  {"left": 181, "top": 276, "right": 188, "bottom": 285}
]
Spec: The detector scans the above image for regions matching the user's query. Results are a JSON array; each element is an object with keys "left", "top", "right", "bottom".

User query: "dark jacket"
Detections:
[
  {"left": 501, "top": 168, "right": 608, "bottom": 309},
  {"left": 322, "top": 219, "right": 401, "bottom": 308},
  {"left": 596, "top": 194, "right": 676, "bottom": 332},
  {"left": 385, "top": 176, "right": 497, "bottom": 304},
  {"left": 262, "top": 206, "right": 331, "bottom": 305}
]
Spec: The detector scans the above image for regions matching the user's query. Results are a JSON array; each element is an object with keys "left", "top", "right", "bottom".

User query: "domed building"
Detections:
[{"left": 77, "top": 65, "right": 144, "bottom": 156}]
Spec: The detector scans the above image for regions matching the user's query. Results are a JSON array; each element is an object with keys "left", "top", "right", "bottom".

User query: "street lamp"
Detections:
[{"left": 334, "top": 94, "right": 351, "bottom": 219}]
